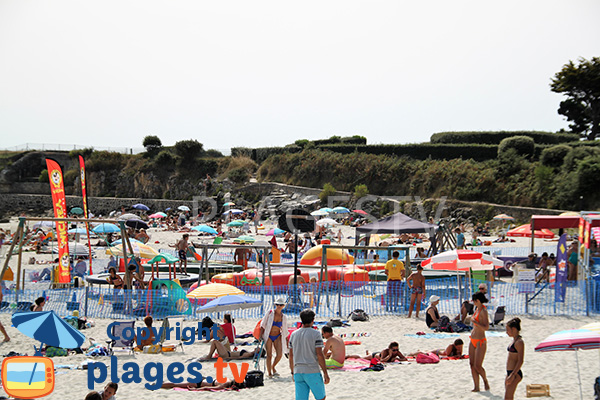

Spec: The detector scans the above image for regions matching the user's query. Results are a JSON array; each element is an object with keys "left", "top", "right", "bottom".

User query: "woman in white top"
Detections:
[{"left": 259, "top": 298, "right": 288, "bottom": 377}]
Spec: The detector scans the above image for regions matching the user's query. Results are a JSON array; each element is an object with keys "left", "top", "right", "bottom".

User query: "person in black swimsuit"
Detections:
[
  {"left": 426, "top": 295, "right": 441, "bottom": 328},
  {"left": 161, "top": 377, "right": 244, "bottom": 390},
  {"left": 505, "top": 318, "right": 524, "bottom": 400}
]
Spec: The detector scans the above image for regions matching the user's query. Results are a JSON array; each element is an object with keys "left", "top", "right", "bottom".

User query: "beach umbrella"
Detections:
[
  {"left": 197, "top": 294, "right": 261, "bottom": 313},
  {"left": 70, "top": 207, "right": 84, "bottom": 215},
  {"left": 226, "top": 220, "right": 244, "bottom": 227},
  {"left": 106, "top": 243, "right": 159, "bottom": 259},
  {"left": 234, "top": 235, "right": 255, "bottom": 244},
  {"left": 319, "top": 207, "right": 333, "bottom": 213},
  {"left": 149, "top": 213, "right": 165, "bottom": 219},
  {"left": 535, "top": 328, "right": 600, "bottom": 400},
  {"left": 332, "top": 206, "right": 350, "bottom": 213},
  {"left": 156, "top": 212, "right": 167, "bottom": 217},
  {"left": 125, "top": 219, "right": 149, "bottom": 230},
  {"left": 192, "top": 225, "right": 218, "bottom": 234},
  {"left": 506, "top": 224, "right": 555, "bottom": 239},
  {"left": 67, "top": 227, "right": 88, "bottom": 234},
  {"left": 493, "top": 213, "right": 514, "bottom": 220},
  {"left": 186, "top": 283, "right": 245, "bottom": 299},
  {"left": 421, "top": 249, "right": 503, "bottom": 271},
  {"left": 12, "top": 311, "right": 86, "bottom": 350},
  {"left": 53, "top": 242, "right": 90, "bottom": 256},
  {"left": 110, "top": 238, "right": 144, "bottom": 246},
  {"left": 579, "top": 322, "right": 600, "bottom": 335},
  {"left": 92, "top": 223, "right": 120, "bottom": 233},
  {"left": 266, "top": 228, "right": 285, "bottom": 236},
  {"left": 178, "top": 205, "right": 190, "bottom": 211},
  {"left": 223, "top": 209, "right": 244, "bottom": 215},
  {"left": 117, "top": 213, "right": 138, "bottom": 220},
  {"left": 559, "top": 211, "right": 580, "bottom": 216},
  {"left": 32, "top": 221, "right": 56, "bottom": 230},
  {"left": 310, "top": 209, "right": 330, "bottom": 216},
  {"left": 316, "top": 218, "right": 338, "bottom": 227},
  {"left": 223, "top": 202, "right": 235, "bottom": 206},
  {"left": 352, "top": 209, "right": 368, "bottom": 215},
  {"left": 132, "top": 203, "right": 150, "bottom": 211}
]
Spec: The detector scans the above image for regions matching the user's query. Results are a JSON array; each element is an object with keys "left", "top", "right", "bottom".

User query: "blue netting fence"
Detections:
[{"left": 2, "top": 277, "right": 598, "bottom": 320}]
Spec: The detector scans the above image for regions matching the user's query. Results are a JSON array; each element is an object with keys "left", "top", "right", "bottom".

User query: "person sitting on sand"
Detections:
[
  {"left": 31, "top": 296, "right": 45, "bottom": 312},
  {"left": 347, "top": 341, "right": 407, "bottom": 362},
  {"left": 98, "top": 382, "right": 118, "bottom": 400},
  {"left": 134, "top": 316, "right": 155, "bottom": 351},
  {"left": 161, "top": 378, "right": 244, "bottom": 391},
  {"left": 426, "top": 295, "right": 441, "bottom": 328},
  {"left": 321, "top": 326, "right": 345, "bottom": 369},
  {"left": 85, "top": 392, "right": 102, "bottom": 400},
  {"left": 135, "top": 228, "right": 149, "bottom": 244},
  {"left": 199, "top": 340, "right": 262, "bottom": 361},
  {"left": 409, "top": 339, "right": 464, "bottom": 358}
]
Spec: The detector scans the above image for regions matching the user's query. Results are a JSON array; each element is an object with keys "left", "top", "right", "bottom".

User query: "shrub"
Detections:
[
  {"left": 154, "top": 150, "right": 176, "bottom": 168},
  {"left": 540, "top": 144, "right": 571, "bottom": 167},
  {"left": 38, "top": 169, "right": 48, "bottom": 183},
  {"left": 295, "top": 139, "right": 310, "bottom": 148},
  {"left": 175, "top": 139, "right": 204, "bottom": 160},
  {"left": 69, "top": 148, "right": 94, "bottom": 159},
  {"left": 142, "top": 135, "right": 162, "bottom": 153},
  {"left": 430, "top": 131, "right": 578, "bottom": 145},
  {"left": 228, "top": 167, "right": 250, "bottom": 183},
  {"left": 354, "top": 184, "right": 368, "bottom": 199},
  {"left": 205, "top": 149, "right": 224, "bottom": 158},
  {"left": 319, "top": 182, "right": 336, "bottom": 203},
  {"left": 563, "top": 146, "right": 600, "bottom": 171},
  {"left": 63, "top": 169, "right": 79, "bottom": 186},
  {"left": 535, "top": 164, "right": 554, "bottom": 184},
  {"left": 498, "top": 136, "right": 535, "bottom": 158}
]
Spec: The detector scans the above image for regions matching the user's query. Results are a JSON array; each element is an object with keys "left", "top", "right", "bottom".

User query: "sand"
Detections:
[{"left": 0, "top": 217, "right": 597, "bottom": 399}]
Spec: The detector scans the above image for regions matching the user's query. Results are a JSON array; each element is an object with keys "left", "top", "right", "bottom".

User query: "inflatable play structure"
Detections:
[
  {"left": 144, "top": 279, "right": 192, "bottom": 316},
  {"left": 299, "top": 245, "right": 354, "bottom": 266}
]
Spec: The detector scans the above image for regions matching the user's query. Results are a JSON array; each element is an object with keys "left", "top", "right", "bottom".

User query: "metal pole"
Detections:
[{"left": 85, "top": 285, "right": 89, "bottom": 318}]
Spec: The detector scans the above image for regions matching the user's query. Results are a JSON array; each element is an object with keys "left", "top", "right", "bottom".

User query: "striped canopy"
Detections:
[{"left": 535, "top": 329, "right": 600, "bottom": 352}]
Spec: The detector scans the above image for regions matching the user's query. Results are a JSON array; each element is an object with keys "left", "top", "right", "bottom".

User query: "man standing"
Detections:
[
  {"left": 384, "top": 250, "right": 405, "bottom": 312},
  {"left": 289, "top": 309, "right": 329, "bottom": 400},
  {"left": 321, "top": 326, "right": 345, "bottom": 369},
  {"left": 175, "top": 234, "right": 189, "bottom": 274},
  {"left": 406, "top": 265, "right": 426, "bottom": 318},
  {"left": 455, "top": 228, "right": 465, "bottom": 249}
]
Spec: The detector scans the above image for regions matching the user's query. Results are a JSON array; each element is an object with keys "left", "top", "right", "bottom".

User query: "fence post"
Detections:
[
  {"left": 84, "top": 285, "right": 89, "bottom": 318},
  {"left": 525, "top": 294, "right": 529, "bottom": 314},
  {"left": 338, "top": 278, "right": 342, "bottom": 317}
]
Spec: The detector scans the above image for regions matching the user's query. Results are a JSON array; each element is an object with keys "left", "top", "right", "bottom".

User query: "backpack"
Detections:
[
  {"left": 436, "top": 316, "right": 452, "bottom": 332},
  {"left": 348, "top": 309, "right": 369, "bottom": 322},
  {"left": 594, "top": 376, "right": 600, "bottom": 400},
  {"left": 327, "top": 318, "right": 343, "bottom": 327},
  {"left": 244, "top": 370, "right": 264, "bottom": 387},
  {"left": 416, "top": 352, "right": 440, "bottom": 364},
  {"left": 450, "top": 320, "right": 471, "bottom": 333}
]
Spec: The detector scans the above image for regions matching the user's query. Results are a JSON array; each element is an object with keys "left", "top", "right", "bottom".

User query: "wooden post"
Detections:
[{"left": 0, "top": 219, "right": 25, "bottom": 286}]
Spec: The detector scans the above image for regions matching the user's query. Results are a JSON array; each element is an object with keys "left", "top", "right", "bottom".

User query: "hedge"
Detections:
[
  {"left": 313, "top": 144, "right": 500, "bottom": 161},
  {"left": 430, "top": 131, "right": 579, "bottom": 145}
]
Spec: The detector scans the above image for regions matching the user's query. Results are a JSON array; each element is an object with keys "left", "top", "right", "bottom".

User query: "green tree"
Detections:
[
  {"left": 319, "top": 182, "right": 336, "bottom": 203},
  {"left": 174, "top": 139, "right": 204, "bottom": 160},
  {"left": 550, "top": 57, "right": 600, "bottom": 140},
  {"left": 143, "top": 135, "right": 163, "bottom": 154},
  {"left": 354, "top": 184, "right": 368, "bottom": 199}
]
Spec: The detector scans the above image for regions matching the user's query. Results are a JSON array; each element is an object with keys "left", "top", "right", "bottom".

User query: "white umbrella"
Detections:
[
  {"left": 316, "top": 218, "right": 338, "bottom": 227},
  {"left": 117, "top": 213, "right": 138, "bottom": 220},
  {"left": 311, "top": 210, "right": 330, "bottom": 216},
  {"left": 178, "top": 205, "right": 191, "bottom": 211}
]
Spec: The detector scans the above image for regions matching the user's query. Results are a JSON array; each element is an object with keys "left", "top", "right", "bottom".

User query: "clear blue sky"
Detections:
[{"left": 0, "top": 0, "right": 598, "bottom": 151}]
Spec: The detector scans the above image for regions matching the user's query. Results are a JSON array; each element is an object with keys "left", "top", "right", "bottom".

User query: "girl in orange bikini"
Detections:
[{"left": 469, "top": 292, "right": 490, "bottom": 392}]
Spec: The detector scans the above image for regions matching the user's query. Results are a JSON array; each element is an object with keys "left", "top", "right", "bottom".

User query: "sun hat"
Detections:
[
  {"left": 429, "top": 295, "right": 440, "bottom": 303},
  {"left": 274, "top": 298, "right": 286, "bottom": 305}
]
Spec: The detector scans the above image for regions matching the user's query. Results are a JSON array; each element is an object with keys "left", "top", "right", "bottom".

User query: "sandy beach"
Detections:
[{"left": 0, "top": 218, "right": 597, "bottom": 399}]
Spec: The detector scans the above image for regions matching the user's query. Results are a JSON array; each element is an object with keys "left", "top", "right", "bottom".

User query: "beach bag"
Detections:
[
  {"left": 348, "top": 309, "right": 369, "bottom": 322},
  {"left": 244, "top": 370, "right": 264, "bottom": 387},
  {"left": 450, "top": 320, "right": 471, "bottom": 333},
  {"left": 436, "top": 316, "right": 452, "bottom": 332},
  {"left": 46, "top": 346, "right": 68, "bottom": 357},
  {"left": 416, "top": 352, "right": 440, "bottom": 364},
  {"left": 327, "top": 318, "right": 343, "bottom": 327}
]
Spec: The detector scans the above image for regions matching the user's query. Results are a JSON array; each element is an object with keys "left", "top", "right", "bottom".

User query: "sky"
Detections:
[{"left": 0, "top": 0, "right": 598, "bottom": 153}]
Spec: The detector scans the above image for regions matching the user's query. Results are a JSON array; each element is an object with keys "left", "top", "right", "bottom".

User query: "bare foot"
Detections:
[
  {"left": 484, "top": 381, "right": 490, "bottom": 391},
  {"left": 407, "top": 315, "right": 412, "bottom": 318},
  {"left": 471, "top": 388, "right": 480, "bottom": 392},
  {"left": 272, "top": 367, "right": 277, "bottom": 375},
  {"left": 3, "top": 337, "right": 9, "bottom": 342}
]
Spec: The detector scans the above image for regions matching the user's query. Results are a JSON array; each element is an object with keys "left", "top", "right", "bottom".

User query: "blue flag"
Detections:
[{"left": 555, "top": 233, "right": 568, "bottom": 302}]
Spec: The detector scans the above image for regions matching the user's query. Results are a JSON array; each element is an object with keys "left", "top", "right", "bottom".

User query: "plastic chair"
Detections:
[{"left": 106, "top": 320, "right": 136, "bottom": 355}]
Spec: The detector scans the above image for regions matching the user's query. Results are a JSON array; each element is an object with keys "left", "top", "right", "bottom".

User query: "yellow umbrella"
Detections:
[
  {"left": 105, "top": 243, "right": 159, "bottom": 259},
  {"left": 560, "top": 211, "right": 580, "bottom": 216},
  {"left": 580, "top": 322, "right": 600, "bottom": 335},
  {"left": 186, "top": 283, "right": 244, "bottom": 299}
]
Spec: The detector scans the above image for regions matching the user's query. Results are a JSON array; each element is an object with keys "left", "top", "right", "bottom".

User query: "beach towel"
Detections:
[
  {"left": 441, "top": 355, "right": 469, "bottom": 360},
  {"left": 404, "top": 333, "right": 460, "bottom": 339},
  {"left": 339, "top": 332, "right": 371, "bottom": 338},
  {"left": 343, "top": 341, "right": 361, "bottom": 346},
  {"left": 173, "top": 387, "right": 238, "bottom": 392}
]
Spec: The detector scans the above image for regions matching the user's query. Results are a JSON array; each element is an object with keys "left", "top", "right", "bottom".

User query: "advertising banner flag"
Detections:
[
  {"left": 45, "top": 158, "right": 70, "bottom": 283},
  {"left": 554, "top": 233, "right": 568, "bottom": 303},
  {"left": 79, "top": 155, "right": 93, "bottom": 274}
]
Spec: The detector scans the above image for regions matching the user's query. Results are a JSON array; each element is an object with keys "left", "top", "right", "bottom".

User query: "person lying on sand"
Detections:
[
  {"left": 199, "top": 340, "right": 263, "bottom": 361},
  {"left": 346, "top": 341, "right": 407, "bottom": 362},
  {"left": 408, "top": 339, "right": 464, "bottom": 358},
  {"left": 161, "top": 378, "right": 244, "bottom": 390}
]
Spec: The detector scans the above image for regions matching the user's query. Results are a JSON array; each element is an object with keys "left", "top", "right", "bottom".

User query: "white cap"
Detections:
[
  {"left": 274, "top": 298, "right": 286, "bottom": 305},
  {"left": 429, "top": 295, "right": 440, "bottom": 303}
]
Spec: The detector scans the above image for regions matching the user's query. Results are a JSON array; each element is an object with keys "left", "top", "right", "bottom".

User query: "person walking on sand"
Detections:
[
  {"left": 469, "top": 292, "right": 490, "bottom": 392},
  {"left": 321, "top": 326, "right": 345, "bottom": 369},
  {"left": 407, "top": 265, "right": 426, "bottom": 318},
  {"left": 289, "top": 309, "right": 329, "bottom": 400},
  {"left": 172, "top": 234, "right": 189, "bottom": 274},
  {"left": 260, "top": 298, "right": 289, "bottom": 377},
  {"left": 384, "top": 250, "right": 405, "bottom": 312},
  {"left": 505, "top": 318, "right": 524, "bottom": 400}
]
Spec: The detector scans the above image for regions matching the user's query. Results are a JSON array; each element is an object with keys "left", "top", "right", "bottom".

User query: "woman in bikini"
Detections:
[
  {"left": 259, "top": 298, "right": 288, "bottom": 377},
  {"left": 505, "top": 318, "right": 524, "bottom": 400},
  {"left": 199, "top": 340, "right": 261, "bottom": 361},
  {"left": 107, "top": 267, "right": 124, "bottom": 289},
  {"left": 470, "top": 292, "right": 490, "bottom": 392}
]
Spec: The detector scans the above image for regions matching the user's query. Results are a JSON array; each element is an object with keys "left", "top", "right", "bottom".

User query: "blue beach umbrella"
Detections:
[
  {"left": 12, "top": 311, "right": 85, "bottom": 350},
  {"left": 192, "top": 225, "right": 218, "bottom": 234},
  {"left": 132, "top": 203, "right": 150, "bottom": 211},
  {"left": 67, "top": 227, "right": 89, "bottom": 234},
  {"left": 198, "top": 295, "right": 262, "bottom": 313},
  {"left": 332, "top": 206, "right": 349, "bottom": 213},
  {"left": 92, "top": 223, "right": 120, "bottom": 234}
]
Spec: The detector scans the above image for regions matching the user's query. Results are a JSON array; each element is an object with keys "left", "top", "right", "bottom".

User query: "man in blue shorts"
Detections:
[{"left": 289, "top": 309, "right": 330, "bottom": 400}]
